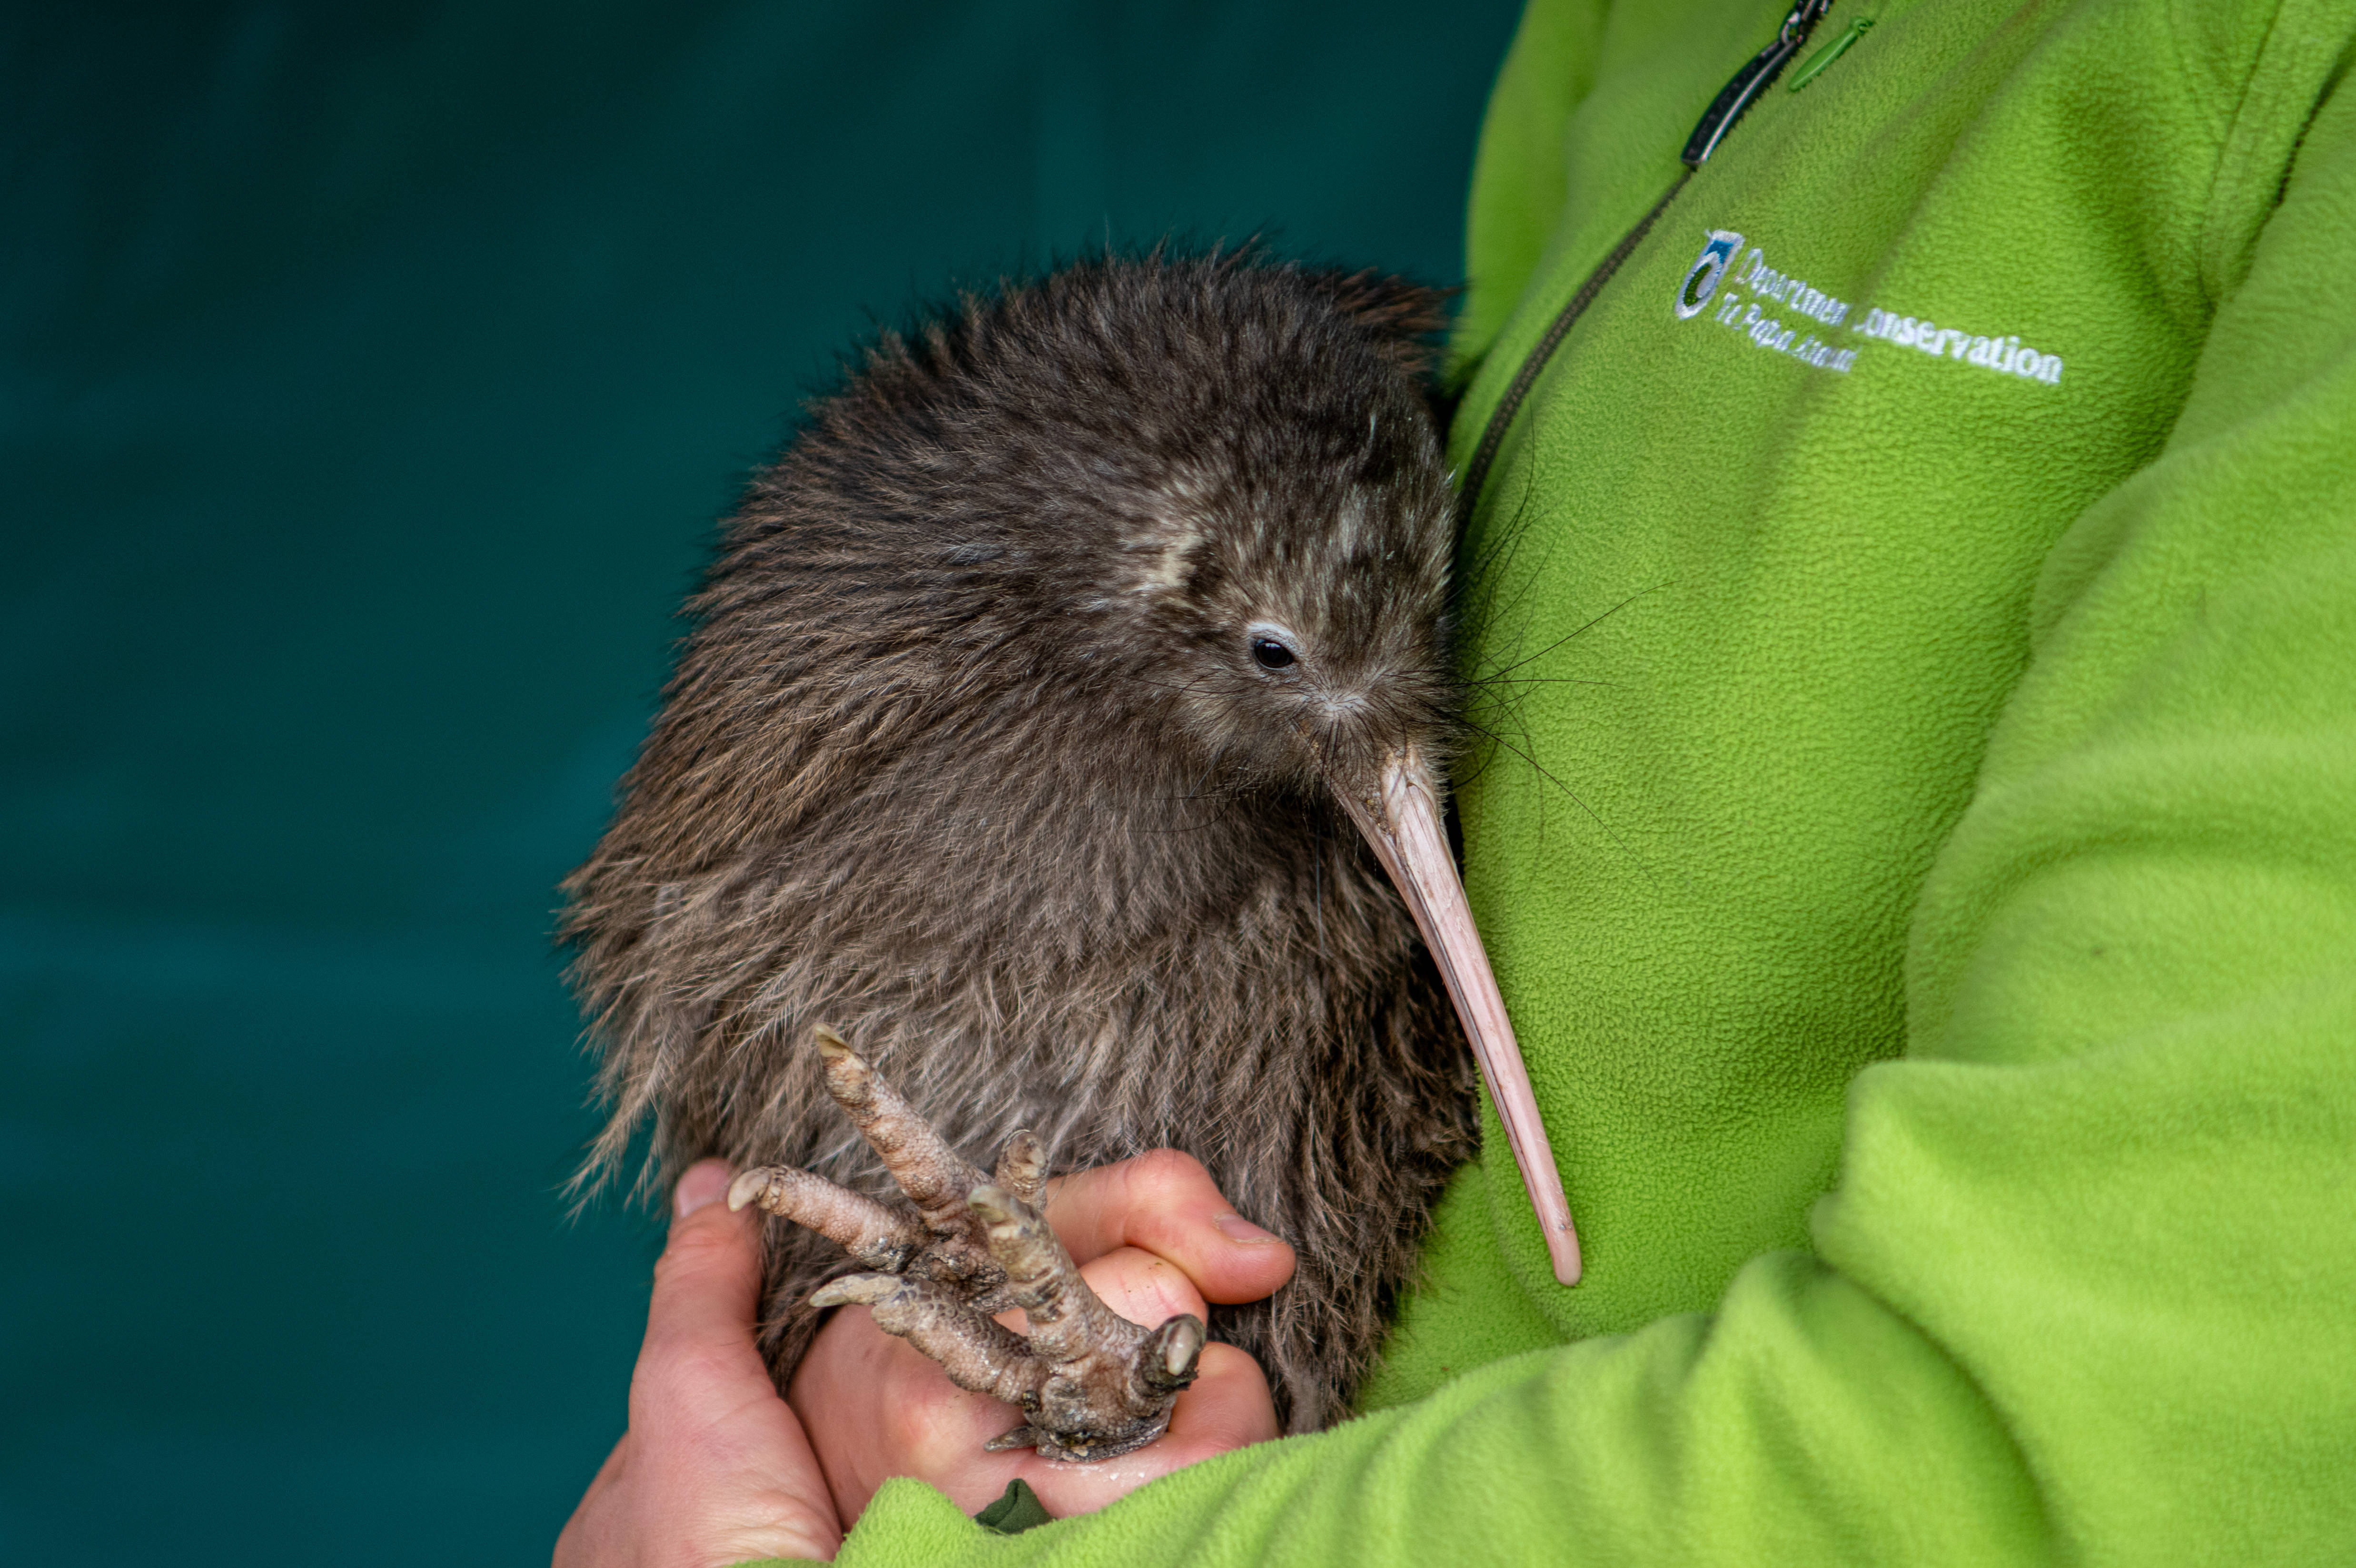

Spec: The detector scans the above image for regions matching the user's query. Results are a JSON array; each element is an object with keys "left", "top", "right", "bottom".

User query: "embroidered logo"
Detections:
[
  {"left": 1675, "top": 230, "right": 1745, "bottom": 319},
  {"left": 1674, "top": 231, "right": 2065, "bottom": 385}
]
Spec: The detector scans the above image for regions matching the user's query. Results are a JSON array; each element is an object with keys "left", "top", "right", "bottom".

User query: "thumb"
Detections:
[
  {"left": 634, "top": 1160, "right": 772, "bottom": 1425},
  {"left": 563, "top": 1158, "right": 842, "bottom": 1566}
]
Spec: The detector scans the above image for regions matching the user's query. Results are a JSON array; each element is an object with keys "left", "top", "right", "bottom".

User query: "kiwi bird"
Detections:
[{"left": 563, "top": 251, "right": 1579, "bottom": 1458}]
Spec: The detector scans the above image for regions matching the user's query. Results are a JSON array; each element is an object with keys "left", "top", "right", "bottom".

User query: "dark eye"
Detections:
[{"left": 1250, "top": 636, "right": 1297, "bottom": 671}]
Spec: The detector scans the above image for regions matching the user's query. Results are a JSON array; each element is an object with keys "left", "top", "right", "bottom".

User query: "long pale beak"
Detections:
[{"left": 1336, "top": 749, "right": 1582, "bottom": 1286}]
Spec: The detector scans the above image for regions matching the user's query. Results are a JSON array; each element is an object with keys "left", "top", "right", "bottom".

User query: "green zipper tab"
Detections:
[{"left": 1787, "top": 16, "right": 1873, "bottom": 93}]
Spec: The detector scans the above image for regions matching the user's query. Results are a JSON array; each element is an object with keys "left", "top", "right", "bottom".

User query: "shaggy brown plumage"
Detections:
[{"left": 563, "top": 251, "right": 1479, "bottom": 1435}]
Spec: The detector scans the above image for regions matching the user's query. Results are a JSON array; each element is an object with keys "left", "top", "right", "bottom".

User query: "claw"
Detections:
[
  {"left": 984, "top": 1424, "right": 1040, "bottom": 1453},
  {"left": 1138, "top": 1314, "right": 1205, "bottom": 1394},
  {"left": 996, "top": 1130, "right": 1047, "bottom": 1207},
  {"left": 726, "top": 1166, "right": 782, "bottom": 1213}
]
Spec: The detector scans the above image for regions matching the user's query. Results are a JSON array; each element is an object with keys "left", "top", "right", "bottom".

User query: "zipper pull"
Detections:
[
  {"left": 1787, "top": 16, "right": 1874, "bottom": 93},
  {"left": 1681, "top": 0, "right": 1836, "bottom": 168}
]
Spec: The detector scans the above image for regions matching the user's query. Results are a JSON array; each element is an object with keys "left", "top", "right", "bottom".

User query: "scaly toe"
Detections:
[{"left": 808, "top": 1272, "right": 903, "bottom": 1311}]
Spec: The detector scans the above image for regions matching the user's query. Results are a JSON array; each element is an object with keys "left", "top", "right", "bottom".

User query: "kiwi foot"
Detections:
[{"left": 728, "top": 1025, "right": 1205, "bottom": 1462}]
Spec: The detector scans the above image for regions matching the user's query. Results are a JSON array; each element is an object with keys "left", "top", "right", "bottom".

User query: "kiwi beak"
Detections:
[{"left": 1335, "top": 749, "right": 1583, "bottom": 1287}]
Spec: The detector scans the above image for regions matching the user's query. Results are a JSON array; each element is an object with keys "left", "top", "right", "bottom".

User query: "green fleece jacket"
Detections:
[{"left": 795, "top": 0, "right": 2356, "bottom": 1560}]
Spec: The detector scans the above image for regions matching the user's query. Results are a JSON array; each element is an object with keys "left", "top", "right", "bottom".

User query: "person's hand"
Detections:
[
  {"left": 790, "top": 1149, "right": 1296, "bottom": 1523},
  {"left": 554, "top": 1160, "right": 843, "bottom": 1568}
]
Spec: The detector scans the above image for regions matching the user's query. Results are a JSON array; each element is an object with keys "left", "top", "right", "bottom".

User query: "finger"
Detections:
[
  {"left": 1077, "top": 1244, "right": 1211, "bottom": 1331},
  {"left": 614, "top": 1159, "right": 842, "bottom": 1560},
  {"left": 1043, "top": 1149, "right": 1297, "bottom": 1304},
  {"left": 636, "top": 1159, "right": 774, "bottom": 1420},
  {"left": 675, "top": 1155, "right": 735, "bottom": 1219},
  {"left": 1164, "top": 1343, "right": 1278, "bottom": 1447},
  {"left": 793, "top": 1301, "right": 1048, "bottom": 1518}
]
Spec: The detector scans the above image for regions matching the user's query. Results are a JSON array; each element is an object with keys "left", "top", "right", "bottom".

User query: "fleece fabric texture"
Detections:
[{"left": 780, "top": 0, "right": 2356, "bottom": 1561}]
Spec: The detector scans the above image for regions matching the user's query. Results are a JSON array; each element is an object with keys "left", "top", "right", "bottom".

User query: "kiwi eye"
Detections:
[{"left": 1250, "top": 636, "right": 1297, "bottom": 671}]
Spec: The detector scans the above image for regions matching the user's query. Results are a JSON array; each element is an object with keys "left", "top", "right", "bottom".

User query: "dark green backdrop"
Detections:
[{"left": 0, "top": 3, "right": 1521, "bottom": 1560}]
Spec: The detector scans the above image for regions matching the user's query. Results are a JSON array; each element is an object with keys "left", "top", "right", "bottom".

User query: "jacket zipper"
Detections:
[
  {"left": 1458, "top": 0, "right": 1837, "bottom": 511},
  {"left": 1681, "top": 0, "right": 1838, "bottom": 166}
]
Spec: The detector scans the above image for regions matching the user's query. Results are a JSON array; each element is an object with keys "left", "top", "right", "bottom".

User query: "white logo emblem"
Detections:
[{"left": 1675, "top": 230, "right": 1744, "bottom": 319}]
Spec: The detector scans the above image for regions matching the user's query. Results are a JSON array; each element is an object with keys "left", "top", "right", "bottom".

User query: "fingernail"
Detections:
[
  {"left": 1213, "top": 1211, "right": 1279, "bottom": 1245},
  {"left": 673, "top": 1161, "right": 732, "bottom": 1219}
]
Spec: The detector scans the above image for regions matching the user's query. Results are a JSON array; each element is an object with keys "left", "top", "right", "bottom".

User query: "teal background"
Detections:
[{"left": 0, "top": 2, "right": 1520, "bottom": 1562}]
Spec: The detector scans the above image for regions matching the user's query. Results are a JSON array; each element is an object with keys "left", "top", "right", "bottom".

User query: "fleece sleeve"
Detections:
[{"left": 773, "top": 30, "right": 2356, "bottom": 1568}]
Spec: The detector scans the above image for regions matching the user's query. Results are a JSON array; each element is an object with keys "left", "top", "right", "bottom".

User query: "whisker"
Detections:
[
  {"left": 1454, "top": 716, "right": 1637, "bottom": 861},
  {"left": 1461, "top": 446, "right": 1541, "bottom": 599},
  {"left": 1468, "top": 582, "right": 1670, "bottom": 684}
]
